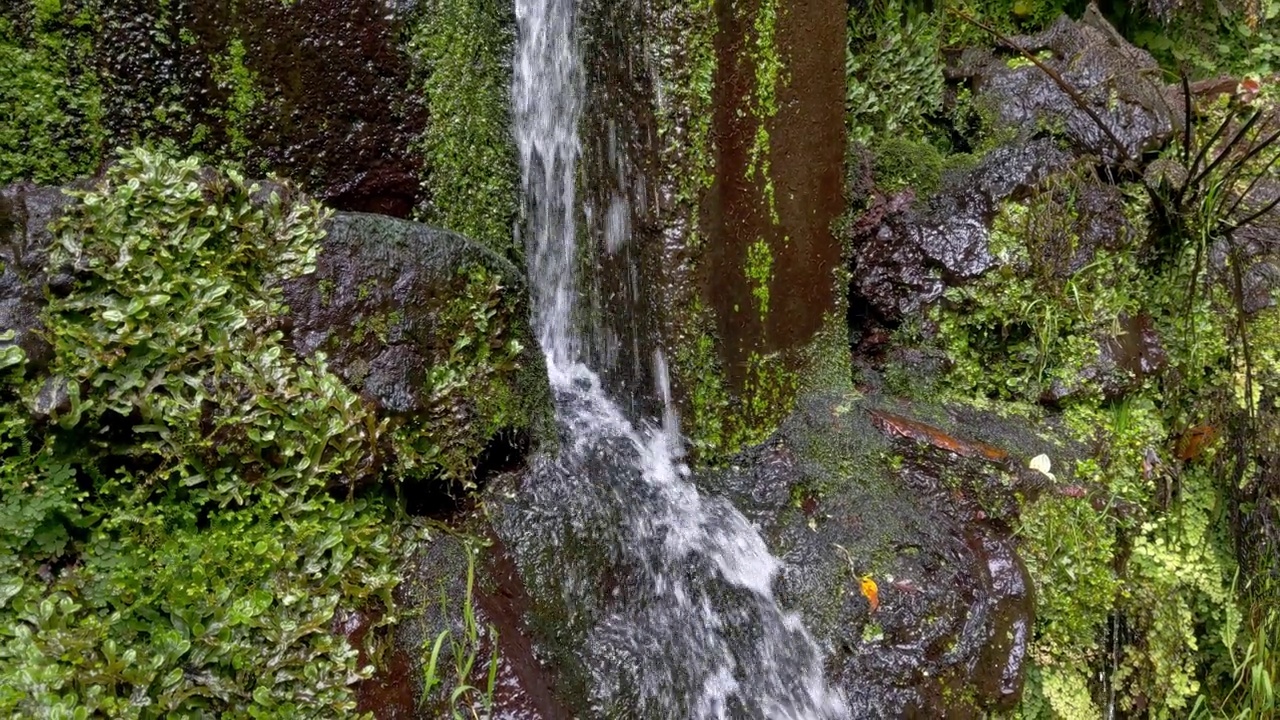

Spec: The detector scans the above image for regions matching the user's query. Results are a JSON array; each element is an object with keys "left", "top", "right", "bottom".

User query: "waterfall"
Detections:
[{"left": 512, "top": 0, "right": 848, "bottom": 716}]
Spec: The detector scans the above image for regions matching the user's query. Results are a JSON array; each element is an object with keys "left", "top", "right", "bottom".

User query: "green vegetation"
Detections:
[
  {"left": 919, "top": 97, "right": 1280, "bottom": 715},
  {"left": 0, "top": 0, "right": 103, "bottom": 183},
  {"left": 745, "top": 237, "right": 774, "bottom": 319},
  {"left": 391, "top": 264, "right": 527, "bottom": 487},
  {"left": 843, "top": 1, "right": 1280, "bottom": 710},
  {"left": 210, "top": 37, "right": 263, "bottom": 157},
  {"left": 408, "top": 0, "right": 520, "bottom": 260},
  {"left": 746, "top": 0, "right": 783, "bottom": 222},
  {"left": 869, "top": 135, "right": 944, "bottom": 196},
  {"left": 0, "top": 149, "right": 414, "bottom": 716},
  {"left": 419, "top": 539, "right": 499, "bottom": 718},
  {"left": 846, "top": 0, "right": 945, "bottom": 144},
  {"left": 1125, "top": 0, "right": 1280, "bottom": 78}
]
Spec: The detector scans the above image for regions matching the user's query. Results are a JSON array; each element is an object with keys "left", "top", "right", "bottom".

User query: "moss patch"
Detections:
[
  {"left": 0, "top": 1, "right": 103, "bottom": 183},
  {"left": 407, "top": 0, "right": 520, "bottom": 260}
]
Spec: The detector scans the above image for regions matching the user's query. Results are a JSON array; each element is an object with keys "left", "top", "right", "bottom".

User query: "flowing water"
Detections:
[{"left": 513, "top": 0, "right": 848, "bottom": 716}]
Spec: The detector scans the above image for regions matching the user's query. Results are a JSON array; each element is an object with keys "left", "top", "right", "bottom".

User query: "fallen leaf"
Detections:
[
  {"left": 860, "top": 575, "right": 879, "bottom": 613},
  {"left": 1029, "top": 453, "right": 1056, "bottom": 481}
]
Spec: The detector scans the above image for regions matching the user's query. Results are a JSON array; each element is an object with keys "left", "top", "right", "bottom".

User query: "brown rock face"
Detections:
[
  {"left": 703, "top": 0, "right": 847, "bottom": 386},
  {"left": 89, "top": 0, "right": 427, "bottom": 216}
]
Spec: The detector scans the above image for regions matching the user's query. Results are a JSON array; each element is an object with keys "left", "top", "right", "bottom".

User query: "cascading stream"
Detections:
[{"left": 513, "top": 0, "right": 848, "bottom": 716}]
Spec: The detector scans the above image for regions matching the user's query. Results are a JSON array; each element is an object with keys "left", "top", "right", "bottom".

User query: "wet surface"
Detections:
[
  {"left": 577, "top": 0, "right": 667, "bottom": 422},
  {"left": 0, "top": 183, "right": 75, "bottom": 374},
  {"left": 850, "top": 139, "right": 1073, "bottom": 325},
  {"left": 696, "top": 392, "right": 1049, "bottom": 717},
  {"left": 95, "top": 0, "right": 426, "bottom": 216},
  {"left": 949, "top": 10, "right": 1179, "bottom": 164},
  {"left": 702, "top": 0, "right": 846, "bottom": 385}
]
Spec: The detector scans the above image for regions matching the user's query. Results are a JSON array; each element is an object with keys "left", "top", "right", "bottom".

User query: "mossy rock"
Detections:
[
  {"left": 282, "top": 211, "right": 551, "bottom": 485},
  {"left": 0, "top": 174, "right": 551, "bottom": 490},
  {"left": 695, "top": 389, "right": 1077, "bottom": 717}
]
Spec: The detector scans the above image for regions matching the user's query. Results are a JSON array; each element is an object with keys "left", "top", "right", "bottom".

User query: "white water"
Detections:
[{"left": 513, "top": 0, "right": 847, "bottom": 716}]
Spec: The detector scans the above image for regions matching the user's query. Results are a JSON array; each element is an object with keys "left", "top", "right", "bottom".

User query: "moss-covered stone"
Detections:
[
  {"left": 282, "top": 211, "right": 551, "bottom": 487},
  {"left": 0, "top": 149, "right": 412, "bottom": 717}
]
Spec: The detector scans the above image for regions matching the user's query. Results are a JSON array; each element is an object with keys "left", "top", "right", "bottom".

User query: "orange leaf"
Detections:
[{"left": 860, "top": 576, "right": 879, "bottom": 613}]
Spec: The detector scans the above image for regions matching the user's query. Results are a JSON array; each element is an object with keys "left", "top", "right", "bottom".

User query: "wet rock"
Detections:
[
  {"left": 28, "top": 375, "right": 70, "bottom": 421},
  {"left": 950, "top": 6, "right": 1179, "bottom": 164},
  {"left": 0, "top": 183, "right": 76, "bottom": 374},
  {"left": 1212, "top": 181, "right": 1280, "bottom": 314},
  {"left": 850, "top": 139, "right": 1073, "bottom": 323},
  {"left": 282, "top": 212, "right": 546, "bottom": 417},
  {"left": 1034, "top": 312, "right": 1168, "bottom": 405},
  {"left": 94, "top": 0, "right": 427, "bottom": 217},
  {"left": 482, "top": 383, "right": 1061, "bottom": 717},
  {"left": 362, "top": 530, "right": 569, "bottom": 719},
  {"left": 697, "top": 391, "right": 1057, "bottom": 716}
]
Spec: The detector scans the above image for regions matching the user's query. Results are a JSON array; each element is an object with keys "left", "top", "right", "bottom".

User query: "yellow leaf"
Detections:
[{"left": 860, "top": 575, "right": 879, "bottom": 613}]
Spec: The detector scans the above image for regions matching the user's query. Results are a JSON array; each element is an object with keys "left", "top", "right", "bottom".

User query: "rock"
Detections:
[
  {"left": 0, "top": 184, "right": 76, "bottom": 374},
  {"left": 355, "top": 530, "right": 570, "bottom": 719},
  {"left": 950, "top": 7, "right": 1180, "bottom": 163},
  {"left": 281, "top": 211, "right": 547, "bottom": 421},
  {"left": 477, "top": 382, "right": 1064, "bottom": 717},
  {"left": 94, "top": 0, "right": 427, "bottom": 217},
  {"left": 850, "top": 139, "right": 1073, "bottom": 323},
  {"left": 696, "top": 391, "right": 1054, "bottom": 717},
  {"left": 1040, "top": 313, "right": 1168, "bottom": 404}
]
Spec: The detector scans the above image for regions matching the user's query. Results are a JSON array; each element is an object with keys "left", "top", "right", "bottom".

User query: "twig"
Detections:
[
  {"left": 949, "top": 7, "right": 1134, "bottom": 166},
  {"left": 1180, "top": 70, "right": 1193, "bottom": 167}
]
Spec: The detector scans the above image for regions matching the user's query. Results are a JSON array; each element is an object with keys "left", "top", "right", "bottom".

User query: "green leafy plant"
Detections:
[
  {"left": 0, "top": 149, "right": 411, "bottom": 717},
  {"left": 846, "top": 0, "right": 945, "bottom": 143}
]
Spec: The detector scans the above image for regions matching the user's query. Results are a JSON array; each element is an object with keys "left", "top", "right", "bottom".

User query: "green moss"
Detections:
[
  {"left": 870, "top": 135, "right": 944, "bottom": 195},
  {"left": 318, "top": 277, "right": 335, "bottom": 305},
  {"left": 391, "top": 264, "right": 527, "bottom": 487},
  {"left": 408, "top": 0, "right": 520, "bottom": 260},
  {"left": 672, "top": 302, "right": 797, "bottom": 463},
  {"left": 922, "top": 160, "right": 1264, "bottom": 715},
  {"left": 653, "top": 0, "right": 716, "bottom": 231},
  {"left": 745, "top": 237, "right": 773, "bottom": 319},
  {"left": 746, "top": 0, "right": 783, "bottom": 224},
  {"left": 210, "top": 36, "right": 262, "bottom": 156},
  {"left": 0, "top": 1, "right": 104, "bottom": 183}
]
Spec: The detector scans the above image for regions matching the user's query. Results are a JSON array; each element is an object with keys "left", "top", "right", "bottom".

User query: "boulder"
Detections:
[
  {"left": 950, "top": 6, "right": 1180, "bottom": 164},
  {"left": 850, "top": 139, "right": 1073, "bottom": 323},
  {"left": 697, "top": 391, "right": 1061, "bottom": 717},
  {"left": 468, "top": 377, "right": 1070, "bottom": 717},
  {"left": 281, "top": 212, "right": 550, "bottom": 482}
]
